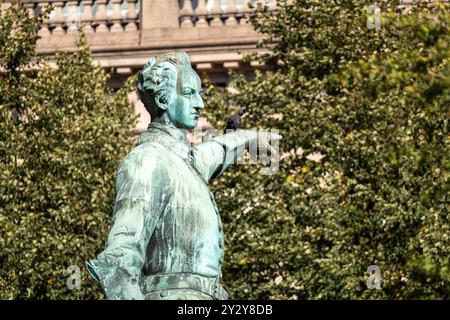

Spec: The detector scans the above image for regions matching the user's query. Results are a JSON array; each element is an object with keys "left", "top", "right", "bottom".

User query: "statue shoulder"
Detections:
[
  {"left": 113, "top": 142, "right": 171, "bottom": 201},
  {"left": 117, "top": 142, "right": 168, "bottom": 176}
]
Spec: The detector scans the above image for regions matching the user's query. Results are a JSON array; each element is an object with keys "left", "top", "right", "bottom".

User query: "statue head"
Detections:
[{"left": 137, "top": 51, "right": 204, "bottom": 130}]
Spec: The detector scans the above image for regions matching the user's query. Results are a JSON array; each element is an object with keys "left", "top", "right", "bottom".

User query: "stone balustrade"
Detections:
[
  {"left": 2, "top": 0, "right": 448, "bottom": 64},
  {"left": 18, "top": 0, "right": 140, "bottom": 35},
  {"left": 5, "top": 0, "right": 448, "bottom": 90},
  {"left": 179, "top": 0, "right": 278, "bottom": 28},
  {"left": 3, "top": 0, "right": 448, "bottom": 131},
  {"left": 1, "top": 0, "right": 280, "bottom": 131},
  {"left": 5, "top": 0, "right": 278, "bottom": 87},
  {"left": 16, "top": 1, "right": 278, "bottom": 39},
  {"left": 17, "top": 1, "right": 279, "bottom": 35}
]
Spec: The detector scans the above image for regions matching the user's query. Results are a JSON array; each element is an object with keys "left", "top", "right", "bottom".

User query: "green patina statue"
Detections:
[{"left": 87, "top": 52, "right": 281, "bottom": 300}]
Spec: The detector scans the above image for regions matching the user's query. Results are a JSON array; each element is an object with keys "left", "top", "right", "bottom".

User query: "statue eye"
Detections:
[{"left": 183, "top": 90, "right": 193, "bottom": 97}]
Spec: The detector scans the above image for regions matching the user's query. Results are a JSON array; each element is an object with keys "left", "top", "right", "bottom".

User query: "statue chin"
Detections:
[{"left": 175, "top": 120, "right": 196, "bottom": 130}]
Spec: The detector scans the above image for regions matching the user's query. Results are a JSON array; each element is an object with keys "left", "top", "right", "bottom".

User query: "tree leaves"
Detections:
[
  {"left": 204, "top": 0, "right": 450, "bottom": 299},
  {"left": 0, "top": 3, "right": 135, "bottom": 299}
]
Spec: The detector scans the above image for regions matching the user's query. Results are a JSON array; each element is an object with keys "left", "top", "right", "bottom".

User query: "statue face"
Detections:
[{"left": 165, "top": 65, "right": 204, "bottom": 130}]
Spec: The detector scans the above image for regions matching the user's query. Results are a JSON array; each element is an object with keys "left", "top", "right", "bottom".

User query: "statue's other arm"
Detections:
[
  {"left": 193, "top": 129, "right": 281, "bottom": 182},
  {"left": 87, "top": 147, "right": 168, "bottom": 300}
]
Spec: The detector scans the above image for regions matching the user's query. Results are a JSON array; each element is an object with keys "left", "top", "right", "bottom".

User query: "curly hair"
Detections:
[{"left": 136, "top": 51, "right": 192, "bottom": 119}]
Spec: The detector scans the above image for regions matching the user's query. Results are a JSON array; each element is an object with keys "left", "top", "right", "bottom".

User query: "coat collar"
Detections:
[
  {"left": 136, "top": 122, "right": 210, "bottom": 185},
  {"left": 137, "top": 122, "right": 190, "bottom": 160}
]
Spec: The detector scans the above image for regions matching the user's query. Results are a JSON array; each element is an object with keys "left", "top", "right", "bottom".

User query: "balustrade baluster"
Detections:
[
  {"left": 242, "top": 0, "right": 263, "bottom": 22},
  {"left": 125, "top": 0, "right": 138, "bottom": 31},
  {"left": 226, "top": 0, "right": 238, "bottom": 25},
  {"left": 82, "top": 1, "right": 95, "bottom": 33},
  {"left": 25, "top": 2, "right": 35, "bottom": 18},
  {"left": 38, "top": 2, "right": 52, "bottom": 37},
  {"left": 209, "top": 0, "right": 222, "bottom": 26},
  {"left": 96, "top": 0, "right": 109, "bottom": 32},
  {"left": 52, "top": 1, "right": 65, "bottom": 35},
  {"left": 195, "top": 0, "right": 208, "bottom": 27},
  {"left": 181, "top": 0, "right": 194, "bottom": 28},
  {"left": 110, "top": 0, "right": 123, "bottom": 32},
  {"left": 66, "top": 1, "right": 80, "bottom": 35}
]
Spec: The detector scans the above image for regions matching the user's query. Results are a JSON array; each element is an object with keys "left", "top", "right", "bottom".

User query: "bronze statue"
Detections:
[{"left": 87, "top": 52, "right": 281, "bottom": 300}]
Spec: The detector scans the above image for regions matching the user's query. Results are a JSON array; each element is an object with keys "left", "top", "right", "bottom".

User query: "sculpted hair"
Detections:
[{"left": 137, "top": 51, "right": 192, "bottom": 119}]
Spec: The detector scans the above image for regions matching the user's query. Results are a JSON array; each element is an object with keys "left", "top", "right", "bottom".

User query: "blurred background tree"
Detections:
[
  {"left": 0, "top": 0, "right": 448, "bottom": 300},
  {"left": 0, "top": 1, "right": 135, "bottom": 299},
  {"left": 203, "top": 0, "right": 449, "bottom": 299}
]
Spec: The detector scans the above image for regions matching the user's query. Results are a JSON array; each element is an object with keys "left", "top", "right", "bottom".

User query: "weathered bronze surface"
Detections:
[{"left": 87, "top": 52, "right": 280, "bottom": 300}]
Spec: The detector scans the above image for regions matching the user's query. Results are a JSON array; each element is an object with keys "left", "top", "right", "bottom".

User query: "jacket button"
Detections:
[{"left": 160, "top": 290, "right": 168, "bottom": 297}]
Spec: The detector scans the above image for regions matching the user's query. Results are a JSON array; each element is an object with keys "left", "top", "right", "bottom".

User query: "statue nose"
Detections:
[{"left": 195, "top": 94, "right": 205, "bottom": 110}]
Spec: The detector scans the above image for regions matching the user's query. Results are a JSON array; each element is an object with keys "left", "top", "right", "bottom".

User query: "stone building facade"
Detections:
[
  {"left": 4, "top": 0, "right": 447, "bottom": 131},
  {"left": 10, "top": 0, "right": 279, "bottom": 130}
]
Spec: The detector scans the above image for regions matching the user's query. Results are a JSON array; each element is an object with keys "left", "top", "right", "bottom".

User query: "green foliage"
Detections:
[
  {"left": 1, "top": 0, "right": 448, "bottom": 300},
  {"left": 0, "top": 2, "right": 136, "bottom": 299},
  {"left": 204, "top": 0, "right": 449, "bottom": 299}
]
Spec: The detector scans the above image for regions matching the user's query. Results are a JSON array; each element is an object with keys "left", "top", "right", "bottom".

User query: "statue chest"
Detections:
[
  {"left": 145, "top": 151, "right": 225, "bottom": 275},
  {"left": 163, "top": 150, "right": 222, "bottom": 233}
]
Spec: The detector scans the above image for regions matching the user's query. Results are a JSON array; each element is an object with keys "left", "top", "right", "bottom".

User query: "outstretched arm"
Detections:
[
  {"left": 193, "top": 129, "right": 281, "bottom": 182},
  {"left": 87, "top": 148, "right": 168, "bottom": 300}
]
